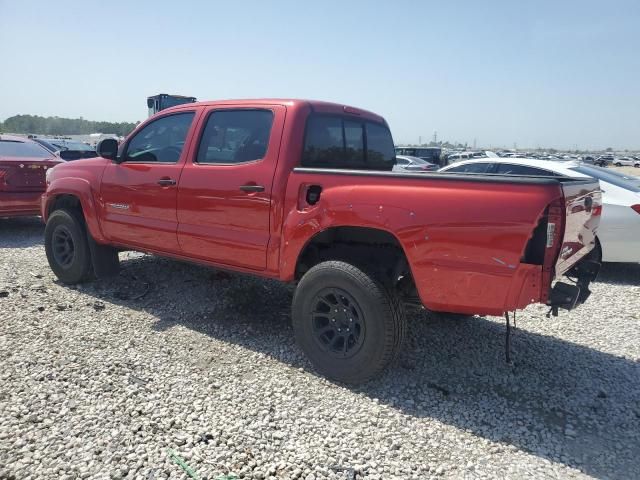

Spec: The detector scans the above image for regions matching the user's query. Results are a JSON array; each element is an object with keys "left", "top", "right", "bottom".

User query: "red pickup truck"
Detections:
[{"left": 41, "top": 99, "right": 602, "bottom": 383}]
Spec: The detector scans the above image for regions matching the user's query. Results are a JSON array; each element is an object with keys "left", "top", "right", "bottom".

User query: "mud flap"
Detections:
[{"left": 87, "top": 234, "right": 120, "bottom": 278}]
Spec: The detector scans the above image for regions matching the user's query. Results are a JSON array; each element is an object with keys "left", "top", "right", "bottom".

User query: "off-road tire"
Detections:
[
  {"left": 45, "top": 209, "right": 94, "bottom": 284},
  {"left": 292, "top": 260, "right": 405, "bottom": 384}
]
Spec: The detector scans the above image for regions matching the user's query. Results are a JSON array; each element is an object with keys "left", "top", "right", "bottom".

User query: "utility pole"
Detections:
[
  {"left": 433, "top": 131, "right": 438, "bottom": 144},
  {"left": 473, "top": 138, "right": 477, "bottom": 149},
  {"left": 419, "top": 136, "right": 422, "bottom": 145}
]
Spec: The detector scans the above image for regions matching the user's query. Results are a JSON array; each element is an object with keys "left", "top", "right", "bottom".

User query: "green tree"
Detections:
[{"left": 0, "top": 114, "right": 138, "bottom": 137}]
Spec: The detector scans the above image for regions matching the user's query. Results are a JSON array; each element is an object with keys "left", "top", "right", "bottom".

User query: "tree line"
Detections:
[{"left": 0, "top": 115, "right": 138, "bottom": 137}]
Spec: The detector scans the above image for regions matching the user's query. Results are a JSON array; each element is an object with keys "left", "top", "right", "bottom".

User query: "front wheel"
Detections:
[
  {"left": 45, "top": 209, "right": 94, "bottom": 284},
  {"left": 292, "top": 261, "right": 405, "bottom": 384}
]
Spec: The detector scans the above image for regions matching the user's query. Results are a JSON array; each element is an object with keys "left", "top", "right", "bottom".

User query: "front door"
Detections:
[
  {"left": 177, "top": 106, "right": 285, "bottom": 270},
  {"left": 100, "top": 111, "right": 198, "bottom": 252}
]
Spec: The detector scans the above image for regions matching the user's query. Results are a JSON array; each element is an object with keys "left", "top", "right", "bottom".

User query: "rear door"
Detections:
[
  {"left": 554, "top": 179, "right": 602, "bottom": 275},
  {"left": 178, "top": 105, "right": 286, "bottom": 270},
  {"left": 100, "top": 111, "right": 198, "bottom": 252},
  {"left": 176, "top": 105, "right": 285, "bottom": 270}
]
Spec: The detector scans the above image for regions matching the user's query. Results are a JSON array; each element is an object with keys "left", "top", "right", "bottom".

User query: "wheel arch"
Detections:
[
  {"left": 45, "top": 179, "right": 105, "bottom": 242},
  {"left": 289, "top": 225, "right": 417, "bottom": 299}
]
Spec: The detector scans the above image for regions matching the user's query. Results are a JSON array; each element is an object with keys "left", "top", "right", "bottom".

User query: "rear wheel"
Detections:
[
  {"left": 45, "top": 209, "right": 94, "bottom": 284},
  {"left": 292, "top": 261, "right": 405, "bottom": 384}
]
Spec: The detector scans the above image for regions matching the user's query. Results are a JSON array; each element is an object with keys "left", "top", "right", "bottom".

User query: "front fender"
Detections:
[{"left": 42, "top": 177, "right": 105, "bottom": 243}]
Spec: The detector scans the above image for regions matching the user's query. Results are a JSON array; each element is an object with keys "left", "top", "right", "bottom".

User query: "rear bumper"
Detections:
[
  {"left": 0, "top": 192, "right": 43, "bottom": 218},
  {"left": 546, "top": 259, "right": 600, "bottom": 316}
]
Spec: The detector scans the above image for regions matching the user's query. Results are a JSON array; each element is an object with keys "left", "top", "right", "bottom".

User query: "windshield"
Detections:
[
  {"left": 0, "top": 140, "right": 52, "bottom": 158},
  {"left": 570, "top": 165, "right": 640, "bottom": 192}
]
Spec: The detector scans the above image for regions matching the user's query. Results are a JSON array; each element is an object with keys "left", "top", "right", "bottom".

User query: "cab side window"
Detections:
[
  {"left": 196, "top": 110, "right": 274, "bottom": 164},
  {"left": 124, "top": 113, "right": 194, "bottom": 163}
]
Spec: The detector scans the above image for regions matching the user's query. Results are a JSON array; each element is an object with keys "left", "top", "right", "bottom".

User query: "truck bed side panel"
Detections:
[{"left": 280, "top": 171, "right": 565, "bottom": 315}]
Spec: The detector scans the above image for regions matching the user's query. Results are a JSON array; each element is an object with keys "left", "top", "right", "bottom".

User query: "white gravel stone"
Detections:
[{"left": 1, "top": 216, "right": 639, "bottom": 479}]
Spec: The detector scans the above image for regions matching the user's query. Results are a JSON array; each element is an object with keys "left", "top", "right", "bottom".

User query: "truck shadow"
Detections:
[
  {"left": 0, "top": 217, "right": 45, "bottom": 248},
  {"left": 76, "top": 254, "right": 640, "bottom": 480}
]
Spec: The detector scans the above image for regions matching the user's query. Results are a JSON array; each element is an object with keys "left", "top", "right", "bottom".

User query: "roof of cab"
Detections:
[{"left": 162, "top": 98, "right": 386, "bottom": 124}]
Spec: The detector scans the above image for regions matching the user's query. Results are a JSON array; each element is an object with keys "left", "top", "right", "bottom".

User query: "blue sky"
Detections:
[{"left": 1, "top": 0, "right": 639, "bottom": 149}]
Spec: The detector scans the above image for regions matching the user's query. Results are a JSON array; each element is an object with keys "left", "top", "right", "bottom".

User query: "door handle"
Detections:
[
  {"left": 239, "top": 184, "right": 265, "bottom": 193},
  {"left": 157, "top": 178, "right": 177, "bottom": 186}
]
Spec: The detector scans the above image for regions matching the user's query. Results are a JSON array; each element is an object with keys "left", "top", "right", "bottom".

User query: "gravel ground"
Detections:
[{"left": 1, "top": 217, "right": 639, "bottom": 480}]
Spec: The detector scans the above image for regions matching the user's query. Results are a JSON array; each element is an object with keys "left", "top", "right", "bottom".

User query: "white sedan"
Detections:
[
  {"left": 613, "top": 157, "right": 637, "bottom": 167},
  {"left": 440, "top": 158, "right": 640, "bottom": 263}
]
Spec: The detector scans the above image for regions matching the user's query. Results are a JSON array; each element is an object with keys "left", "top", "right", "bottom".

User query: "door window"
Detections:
[
  {"left": 124, "top": 112, "right": 195, "bottom": 163},
  {"left": 196, "top": 109, "right": 274, "bottom": 164},
  {"left": 447, "top": 162, "right": 494, "bottom": 173},
  {"left": 496, "top": 164, "right": 555, "bottom": 176}
]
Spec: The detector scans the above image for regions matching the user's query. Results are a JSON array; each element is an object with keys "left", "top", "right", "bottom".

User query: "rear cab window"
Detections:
[{"left": 302, "top": 115, "right": 395, "bottom": 170}]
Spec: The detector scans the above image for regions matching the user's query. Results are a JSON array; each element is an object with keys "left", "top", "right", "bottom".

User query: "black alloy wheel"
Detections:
[{"left": 309, "top": 287, "right": 366, "bottom": 358}]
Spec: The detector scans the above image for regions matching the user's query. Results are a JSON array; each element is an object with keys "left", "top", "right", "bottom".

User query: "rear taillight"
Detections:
[
  {"left": 0, "top": 168, "right": 7, "bottom": 190},
  {"left": 632, "top": 205, "right": 640, "bottom": 215}
]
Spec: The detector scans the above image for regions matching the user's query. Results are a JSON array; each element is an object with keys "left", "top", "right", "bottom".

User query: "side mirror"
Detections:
[{"left": 96, "top": 138, "right": 119, "bottom": 161}]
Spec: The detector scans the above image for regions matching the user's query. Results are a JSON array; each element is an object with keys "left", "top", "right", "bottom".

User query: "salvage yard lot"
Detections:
[{"left": 1, "top": 218, "right": 639, "bottom": 480}]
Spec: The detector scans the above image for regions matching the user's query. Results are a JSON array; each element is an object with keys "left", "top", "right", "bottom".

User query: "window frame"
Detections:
[
  {"left": 192, "top": 108, "right": 275, "bottom": 166},
  {"left": 300, "top": 113, "right": 396, "bottom": 170},
  {"left": 121, "top": 111, "right": 196, "bottom": 164}
]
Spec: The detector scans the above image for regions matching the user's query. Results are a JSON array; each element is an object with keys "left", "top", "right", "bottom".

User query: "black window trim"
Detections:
[
  {"left": 121, "top": 111, "right": 196, "bottom": 164},
  {"left": 192, "top": 107, "right": 275, "bottom": 166},
  {"left": 301, "top": 113, "right": 395, "bottom": 169}
]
